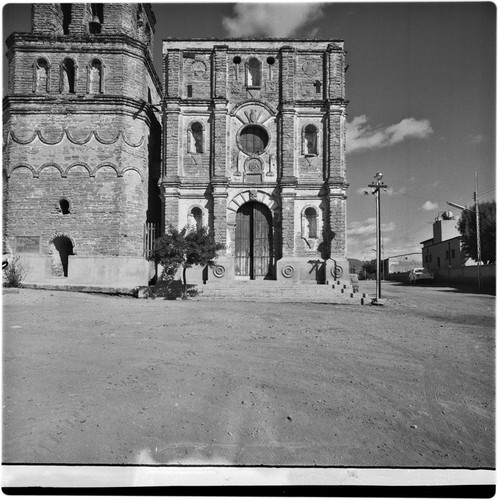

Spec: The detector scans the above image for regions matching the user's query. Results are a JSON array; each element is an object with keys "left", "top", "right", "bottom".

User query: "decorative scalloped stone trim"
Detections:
[
  {"left": 7, "top": 129, "right": 145, "bottom": 148},
  {"left": 8, "top": 164, "right": 38, "bottom": 178},
  {"left": 7, "top": 162, "right": 143, "bottom": 181}
]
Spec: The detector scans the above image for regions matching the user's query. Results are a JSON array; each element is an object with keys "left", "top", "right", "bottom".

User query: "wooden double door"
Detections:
[{"left": 235, "top": 202, "right": 273, "bottom": 279}]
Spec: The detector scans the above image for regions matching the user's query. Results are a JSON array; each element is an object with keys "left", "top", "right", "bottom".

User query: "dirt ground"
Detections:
[{"left": 2, "top": 281, "right": 495, "bottom": 468}]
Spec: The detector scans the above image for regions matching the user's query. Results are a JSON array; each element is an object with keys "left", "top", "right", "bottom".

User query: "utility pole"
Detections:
[
  {"left": 446, "top": 171, "right": 481, "bottom": 289},
  {"left": 475, "top": 172, "right": 481, "bottom": 289},
  {"left": 368, "top": 172, "right": 388, "bottom": 305}
]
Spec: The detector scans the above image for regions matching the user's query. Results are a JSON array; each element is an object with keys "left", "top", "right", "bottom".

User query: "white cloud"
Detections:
[
  {"left": 349, "top": 218, "right": 395, "bottom": 237},
  {"left": 347, "top": 218, "right": 396, "bottom": 258},
  {"left": 346, "top": 115, "right": 433, "bottom": 153},
  {"left": 222, "top": 3, "right": 324, "bottom": 37},
  {"left": 420, "top": 200, "right": 439, "bottom": 211},
  {"left": 348, "top": 217, "right": 377, "bottom": 237},
  {"left": 386, "top": 186, "right": 408, "bottom": 196}
]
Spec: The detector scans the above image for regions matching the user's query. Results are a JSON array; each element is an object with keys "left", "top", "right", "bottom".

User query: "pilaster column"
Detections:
[
  {"left": 159, "top": 181, "right": 180, "bottom": 229},
  {"left": 162, "top": 100, "right": 181, "bottom": 179},
  {"left": 165, "top": 49, "right": 182, "bottom": 98},
  {"left": 212, "top": 45, "right": 228, "bottom": 99},
  {"left": 279, "top": 46, "right": 295, "bottom": 104},
  {"left": 278, "top": 109, "right": 297, "bottom": 180},
  {"left": 325, "top": 42, "right": 345, "bottom": 101},
  {"left": 211, "top": 100, "right": 228, "bottom": 179},
  {"left": 326, "top": 106, "right": 347, "bottom": 179},
  {"left": 280, "top": 185, "right": 296, "bottom": 257},
  {"left": 278, "top": 46, "right": 296, "bottom": 182},
  {"left": 211, "top": 184, "right": 228, "bottom": 253},
  {"left": 327, "top": 182, "right": 348, "bottom": 259}
]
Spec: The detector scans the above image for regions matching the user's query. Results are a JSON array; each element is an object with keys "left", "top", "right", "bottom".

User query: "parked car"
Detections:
[{"left": 408, "top": 267, "right": 434, "bottom": 284}]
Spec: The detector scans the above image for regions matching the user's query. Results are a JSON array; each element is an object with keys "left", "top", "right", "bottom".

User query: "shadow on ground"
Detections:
[
  {"left": 382, "top": 280, "right": 495, "bottom": 296},
  {"left": 142, "top": 280, "right": 199, "bottom": 300}
]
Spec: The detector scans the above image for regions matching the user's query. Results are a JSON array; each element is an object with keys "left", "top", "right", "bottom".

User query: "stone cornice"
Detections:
[
  {"left": 279, "top": 176, "right": 298, "bottom": 188},
  {"left": 3, "top": 95, "right": 158, "bottom": 126},
  {"left": 163, "top": 39, "right": 344, "bottom": 53},
  {"left": 327, "top": 177, "right": 350, "bottom": 190}
]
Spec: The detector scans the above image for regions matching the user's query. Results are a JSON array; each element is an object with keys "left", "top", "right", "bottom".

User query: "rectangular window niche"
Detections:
[{"left": 15, "top": 235, "right": 41, "bottom": 254}]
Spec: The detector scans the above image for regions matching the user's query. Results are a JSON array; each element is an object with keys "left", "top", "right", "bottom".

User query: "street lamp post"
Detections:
[{"left": 368, "top": 172, "right": 388, "bottom": 305}]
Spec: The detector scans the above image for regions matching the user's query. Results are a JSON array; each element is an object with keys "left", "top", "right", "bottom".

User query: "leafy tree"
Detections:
[
  {"left": 457, "top": 200, "right": 496, "bottom": 264},
  {"left": 361, "top": 259, "right": 377, "bottom": 278},
  {"left": 151, "top": 225, "right": 224, "bottom": 298}
]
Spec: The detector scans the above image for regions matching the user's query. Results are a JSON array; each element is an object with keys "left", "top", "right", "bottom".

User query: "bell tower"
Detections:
[{"left": 4, "top": 4, "right": 162, "bottom": 286}]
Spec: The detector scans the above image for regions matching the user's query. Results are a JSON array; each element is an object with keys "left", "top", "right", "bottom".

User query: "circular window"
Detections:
[
  {"left": 239, "top": 125, "right": 269, "bottom": 155},
  {"left": 233, "top": 56, "right": 241, "bottom": 64},
  {"left": 267, "top": 56, "right": 275, "bottom": 65}
]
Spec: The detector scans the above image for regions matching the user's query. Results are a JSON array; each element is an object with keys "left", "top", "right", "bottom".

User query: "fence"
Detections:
[{"left": 143, "top": 223, "right": 160, "bottom": 259}]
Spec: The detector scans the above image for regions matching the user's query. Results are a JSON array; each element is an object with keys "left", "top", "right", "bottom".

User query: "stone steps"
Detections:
[{"left": 191, "top": 279, "right": 369, "bottom": 305}]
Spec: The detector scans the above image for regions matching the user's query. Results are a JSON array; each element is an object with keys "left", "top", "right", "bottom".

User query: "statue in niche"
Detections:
[
  {"left": 301, "top": 207, "right": 319, "bottom": 250},
  {"left": 89, "top": 61, "right": 101, "bottom": 94},
  {"left": 36, "top": 61, "right": 48, "bottom": 92}
]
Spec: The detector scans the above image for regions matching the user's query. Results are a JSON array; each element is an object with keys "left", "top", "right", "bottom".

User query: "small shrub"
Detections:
[
  {"left": 3, "top": 255, "right": 27, "bottom": 288},
  {"left": 150, "top": 225, "right": 224, "bottom": 299}
]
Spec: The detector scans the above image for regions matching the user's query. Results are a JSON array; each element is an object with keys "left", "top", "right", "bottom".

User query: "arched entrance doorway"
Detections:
[
  {"left": 235, "top": 202, "right": 273, "bottom": 279},
  {"left": 52, "top": 235, "right": 74, "bottom": 277}
]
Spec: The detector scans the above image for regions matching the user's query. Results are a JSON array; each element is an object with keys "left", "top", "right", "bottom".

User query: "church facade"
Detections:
[{"left": 3, "top": 4, "right": 349, "bottom": 287}]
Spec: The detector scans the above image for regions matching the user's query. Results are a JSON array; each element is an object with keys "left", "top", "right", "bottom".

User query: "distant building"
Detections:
[
  {"left": 420, "top": 211, "right": 475, "bottom": 279},
  {"left": 384, "top": 252, "right": 422, "bottom": 278}
]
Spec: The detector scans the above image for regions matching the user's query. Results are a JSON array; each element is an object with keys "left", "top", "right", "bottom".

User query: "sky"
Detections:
[{"left": 2, "top": 1, "right": 496, "bottom": 260}]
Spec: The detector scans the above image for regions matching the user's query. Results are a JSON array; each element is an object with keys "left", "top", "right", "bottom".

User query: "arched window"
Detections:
[
  {"left": 61, "top": 4, "right": 71, "bottom": 35},
  {"left": 62, "top": 58, "right": 76, "bottom": 94},
  {"left": 247, "top": 57, "right": 261, "bottom": 88},
  {"left": 304, "top": 207, "right": 318, "bottom": 239},
  {"left": 188, "top": 122, "right": 204, "bottom": 153},
  {"left": 59, "top": 198, "right": 70, "bottom": 215},
  {"left": 91, "top": 3, "right": 103, "bottom": 23},
  {"left": 89, "top": 59, "right": 102, "bottom": 94},
  {"left": 233, "top": 56, "right": 241, "bottom": 81},
  {"left": 35, "top": 58, "right": 49, "bottom": 93},
  {"left": 267, "top": 56, "right": 275, "bottom": 80},
  {"left": 190, "top": 207, "right": 203, "bottom": 231},
  {"left": 144, "top": 23, "right": 152, "bottom": 47},
  {"left": 303, "top": 124, "right": 318, "bottom": 155},
  {"left": 89, "top": 4, "right": 103, "bottom": 33}
]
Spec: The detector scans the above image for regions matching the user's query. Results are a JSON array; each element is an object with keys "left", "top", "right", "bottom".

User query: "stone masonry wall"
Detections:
[
  {"left": 5, "top": 108, "right": 151, "bottom": 258},
  {"left": 7, "top": 41, "right": 157, "bottom": 101},
  {"left": 6, "top": 166, "right": 145, "bottom": 257},
  {"left": 158, "top": 39, "right": 348, "bottom": 279},
  {"left": 329, "top": 196, "right": 346, "bottom": 256},
  {"left": 31, "top": 4, "right": 155, "bottom": 57},
  {"left": 4, "top": 2, "right": 161, "bottom": 263}
]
